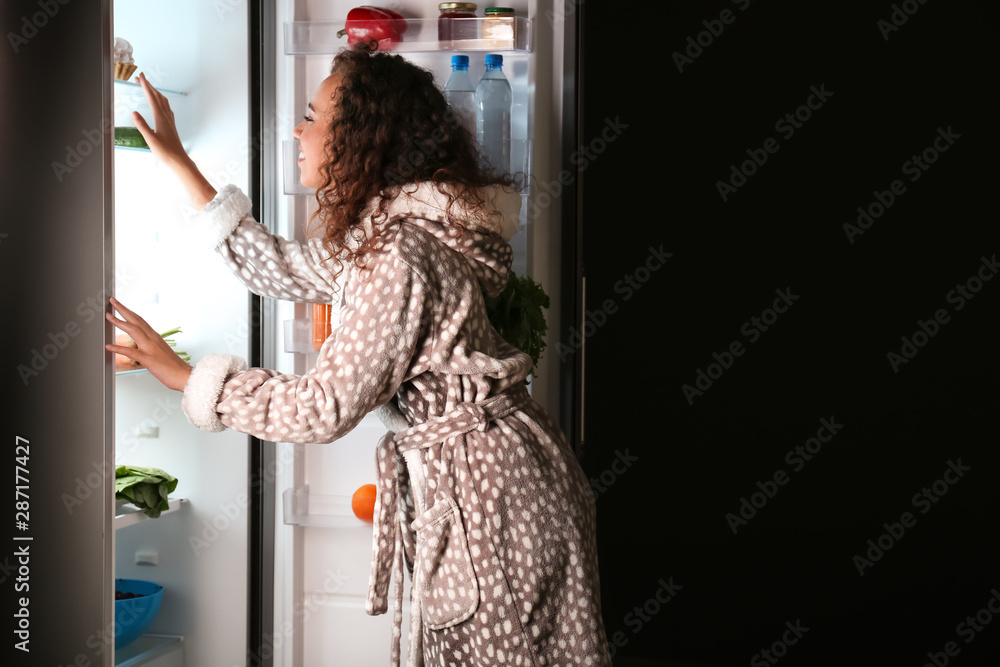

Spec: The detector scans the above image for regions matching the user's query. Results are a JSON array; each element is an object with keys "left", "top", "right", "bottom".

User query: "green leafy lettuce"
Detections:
[
  {"left": 484, "top": 270, "right": 550, "bottom": 382},
  {"left": 115, "top": 465, "right": 178, "bottom": 518}
]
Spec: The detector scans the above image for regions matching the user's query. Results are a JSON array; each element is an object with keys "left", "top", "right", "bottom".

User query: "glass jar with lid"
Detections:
[
  {"left": 483, "top": 7, "right": 515, "bottom": 49},
  {"left": 438, "top": 3, "right": 478, "bottom": 44}
]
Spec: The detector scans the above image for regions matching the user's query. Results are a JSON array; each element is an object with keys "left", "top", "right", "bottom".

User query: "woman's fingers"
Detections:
[
  {"left": 109, "top": 297, "right": 148, "bottom": 328},
  {"left": 133, "top": 72, "right": 187, "bottom": 167},
  {"left": 105, "top": 299, "right": 193, "bottom": 390},
  {"left": 137, "top": 72, "right": 168, "bottom": 109},
  {"left": 131, "top": 110, "right": 155, "bottom": 144}
]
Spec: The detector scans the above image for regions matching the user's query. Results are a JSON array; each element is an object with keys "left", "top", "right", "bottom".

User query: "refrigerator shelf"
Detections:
[
  {"left": 114, "top": 633, "right": 184, "bottom": 667},
  {"left": 116, "top": 368, "right": 150, "bottom": 376},
  {"left": 115, "top": 498, "right": 186, "bottom": 530},
  {"left": 282, "top": 486, "right": 373, "bottom": 529},
  {"left": 114, "top": 79, "right": 187, "bottom": 97},
  {"left": 284, "top": 17, "right": 534, "bottom": 55}
]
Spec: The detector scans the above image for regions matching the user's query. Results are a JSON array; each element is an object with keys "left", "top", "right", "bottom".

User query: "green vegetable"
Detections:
[
  {"left": 114, "top": 126, "right": 149, "bottom": 150},
  {"left": 115, "top": 465, "right": 178, "bottom": 518},
  {"left": 159, "top": 327, "right": 190, "bottom": 363},
  {"left": 484, "top": 271, "right": 550, "bottom": 383}
]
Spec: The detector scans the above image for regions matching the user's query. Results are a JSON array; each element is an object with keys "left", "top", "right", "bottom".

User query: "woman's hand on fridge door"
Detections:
[
  {"left": 106, "top": 298, "right": 193, "bottom": 392},
  {"left": 132, "top": 72, "right": 217, "bottom": 210}
]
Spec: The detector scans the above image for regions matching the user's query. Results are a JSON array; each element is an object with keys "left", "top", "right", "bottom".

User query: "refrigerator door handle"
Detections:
[{"left": 579, "top": 275, "right": 586, "bottom": 447}]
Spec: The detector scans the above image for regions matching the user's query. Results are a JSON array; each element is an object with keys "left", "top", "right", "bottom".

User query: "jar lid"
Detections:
[
  {"left": 439, "top": 3, "right": 478, "bottom": 9},
  {"left": 485, "top": 7, "right": 515, "bottom": 13}
]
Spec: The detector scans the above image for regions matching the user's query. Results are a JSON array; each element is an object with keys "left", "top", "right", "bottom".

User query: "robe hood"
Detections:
[{"left": 362, "top": 182, "right": 522, "bottom": 297}]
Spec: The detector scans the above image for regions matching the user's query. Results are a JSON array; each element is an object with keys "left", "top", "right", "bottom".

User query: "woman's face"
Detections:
[{"left": 293, "top": 74, "right": 342, "bottom": 189}]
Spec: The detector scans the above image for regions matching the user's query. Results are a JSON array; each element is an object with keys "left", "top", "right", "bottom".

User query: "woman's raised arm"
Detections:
[{"left": 132, "top": 71, "right": 216, "bottom": 209}]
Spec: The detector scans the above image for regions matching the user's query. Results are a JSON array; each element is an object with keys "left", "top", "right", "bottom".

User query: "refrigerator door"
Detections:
[
  {"left": 564, "top": 1, "right": 998, "bottom": 663},
  {"left": 0, "top": 0, "right": 115, "bottom": 664}
]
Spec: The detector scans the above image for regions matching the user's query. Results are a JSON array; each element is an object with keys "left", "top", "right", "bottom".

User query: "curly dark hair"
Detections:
[{"left": 310, "top": 44, "right": 517, "bottom": 284}]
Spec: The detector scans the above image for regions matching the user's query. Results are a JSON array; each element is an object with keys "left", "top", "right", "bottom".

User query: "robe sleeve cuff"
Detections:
[
  {"left": 197, "top": 184, "right": 253, "bottom": 249},
  {"left": 182, "top": 353, "right": 248, "bottom": 432}
]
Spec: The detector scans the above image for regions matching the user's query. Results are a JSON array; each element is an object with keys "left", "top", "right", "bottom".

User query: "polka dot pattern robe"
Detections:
[{"left": 181, "top": 184, "right": 612, "bottom": 666}]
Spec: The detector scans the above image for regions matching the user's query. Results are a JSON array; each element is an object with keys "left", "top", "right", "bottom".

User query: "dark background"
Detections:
[{"left": 568, "top": 1, "right": 999, "bottom": 665}]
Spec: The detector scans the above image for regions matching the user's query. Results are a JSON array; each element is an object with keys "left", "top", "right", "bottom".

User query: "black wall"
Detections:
[{"left": 569, "top": 1, "right": 998, "bottom": 664}]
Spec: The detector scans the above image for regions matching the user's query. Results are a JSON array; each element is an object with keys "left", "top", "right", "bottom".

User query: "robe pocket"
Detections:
[{"left": 411, "top": 496, "right": 480, "bottom": 630}]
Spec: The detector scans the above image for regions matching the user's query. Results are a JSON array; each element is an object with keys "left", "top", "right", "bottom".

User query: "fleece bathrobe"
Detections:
[{"left": 181, "top": 183, "right": 612, "bottom": 666}]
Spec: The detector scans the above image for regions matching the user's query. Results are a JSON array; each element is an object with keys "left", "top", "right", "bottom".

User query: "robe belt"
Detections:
[{"left": 366, "top": 383, "right": 530, "bottom": 666}]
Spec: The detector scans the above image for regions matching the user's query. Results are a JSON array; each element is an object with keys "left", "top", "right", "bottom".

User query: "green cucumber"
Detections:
[{"left": 114, "top": 126, "right": 149, "bottom": 149}]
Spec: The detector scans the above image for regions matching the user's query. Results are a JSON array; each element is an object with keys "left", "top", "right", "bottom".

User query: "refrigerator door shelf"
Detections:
[
  {"left": 282, "top": 486, "right": 373, "bottom": 529},
  {"left": 283, "top": 318, "right": 323, "bottom": 354},
  {"left": 115, "top": 498, "right": 187, "bottom": 530},
  {"left": 284, "top": 17, "right": 533, "bottom": 55}
]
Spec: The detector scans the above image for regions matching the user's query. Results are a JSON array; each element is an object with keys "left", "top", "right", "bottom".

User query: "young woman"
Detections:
[{"left": 107, "top": 47, "right": 612, "bottom": 666}]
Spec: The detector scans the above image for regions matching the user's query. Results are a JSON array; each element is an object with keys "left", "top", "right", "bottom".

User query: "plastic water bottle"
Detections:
[
  {"left": 443, "top": 55, "right": 477, "bottom": 141},
  {"left": 475, "top": 53, "right": 512, "bottom": 174}
]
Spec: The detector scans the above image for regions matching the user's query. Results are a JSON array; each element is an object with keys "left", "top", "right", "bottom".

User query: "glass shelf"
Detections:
[
  {"left": 284, "top": 17, "right": 533, "bottom": 55},
  {"left": 283, "top": 486, "right": 372, "bottom": 529},
  {"left": 115, "top": 498, "right": 186, "bottom": 530},
  {"left": 116, "top": 368, "right": 150, "bottom": 376},
  {"left": 114, "top": 78, "right": 186, "bottom": 97}
]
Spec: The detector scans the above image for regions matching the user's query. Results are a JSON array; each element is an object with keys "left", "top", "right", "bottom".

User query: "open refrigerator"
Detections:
[{"left": 15, "top": 0, "right": 567, "bottom": 665}]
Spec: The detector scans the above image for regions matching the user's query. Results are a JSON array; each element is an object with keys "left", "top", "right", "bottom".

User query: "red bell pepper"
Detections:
[{"left": 337, "top": 6, "right": 408, "bottom": 51}]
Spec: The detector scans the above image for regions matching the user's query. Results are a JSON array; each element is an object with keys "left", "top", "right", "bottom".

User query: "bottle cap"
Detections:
[
  {"left": 485, "top": 54, "right": 503, "bottom": 67},
  {"left": 485, "top": 7, "right": 515, "bottom": 14},
  {"left": 451, "top": 55, "right": 470, "bottom": 68}
]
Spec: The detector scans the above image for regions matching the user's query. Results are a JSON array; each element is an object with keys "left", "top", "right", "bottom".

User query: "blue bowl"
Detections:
[{"left": 115, "top": 579, "right": 163, "bottom": 649}]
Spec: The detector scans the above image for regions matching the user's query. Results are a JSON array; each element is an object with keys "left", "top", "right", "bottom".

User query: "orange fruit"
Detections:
[{"left": 351, "top": 484, "right": 377, "bottom": 523}]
